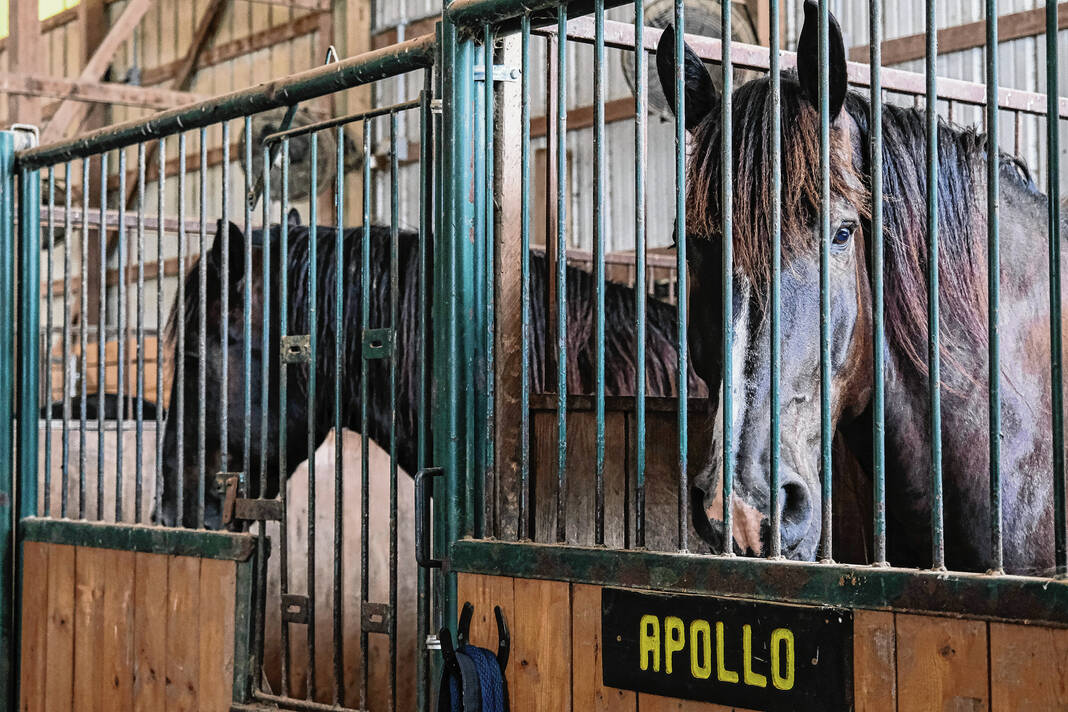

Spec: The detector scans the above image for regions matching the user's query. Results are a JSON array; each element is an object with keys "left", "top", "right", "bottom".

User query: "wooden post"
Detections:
[
  {"left": 8, "top": 0, "right": 41, "bottom": 126},
  {"left": 340, "top": 0, "right": 372, "bottom": 227}
]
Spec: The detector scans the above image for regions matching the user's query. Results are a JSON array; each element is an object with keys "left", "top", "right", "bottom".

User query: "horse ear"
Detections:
[
  {"left": 656, "top": 25, "right": 718, "bottom": 131},
  {"left": 797, "top": 0, "right": 849, "bottom": 120},
  {"left": 287, "top": 208, "right": 302, "bottom": 227},
  {"left": 210, "top": 219, "right": 246, "bottom": 288}
]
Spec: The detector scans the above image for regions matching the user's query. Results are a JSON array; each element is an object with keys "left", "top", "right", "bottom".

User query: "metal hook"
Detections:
[
  {"left": 457, "top": 601, "right": 474, "bottom": 649},
  {"left": 494, "top": 605, "right": 510, "bottom": 673},
  {"left": 324, "top": 45, "right": 339, "bottom": 64},
  {"left": 438, "top": 627, "right": 461, "bottom": 680}
]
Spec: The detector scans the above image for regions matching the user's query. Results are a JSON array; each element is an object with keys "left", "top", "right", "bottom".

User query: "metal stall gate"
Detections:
[
  {"left": 3, "top": 35, "right": 439, "bottom": 712},
  {"left": 433, "top": 0, "right": 1068, "bottom": 709}
]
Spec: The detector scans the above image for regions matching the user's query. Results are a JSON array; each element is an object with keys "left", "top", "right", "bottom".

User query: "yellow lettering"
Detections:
[
  {"left": 715, "top": 621, "right": 739, "bottom": 684},
  {"left": 664, "top": 617, "right": 685, "bottom": 674},
  {"left": 742, "top": 625, "right": 768, "bottom": 688},
  {"left": 639, "top": 615, "right": 660, "bottom": 672},
  {"left": 690, "top": 620, "right": 712, "bottom": 679},
  {"left": 770, "top": 628, "right": 795, "bottom": 691}
]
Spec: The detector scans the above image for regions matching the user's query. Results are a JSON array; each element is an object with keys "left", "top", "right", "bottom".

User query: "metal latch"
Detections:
[
  {"left": 362, "top": 328, "right": 393, "bottom": 360},
  {"left": 425, "top": 634, "right": 442, "bottom": 651},
  {"left": 216, "top": 472, "right": 242, "bottom": 527},
  {"left": 281, "top": 334, "right": 311, "bottom": 364},
  {"left": 361, "top": 602, "right": 392, "bottom": 635},
  {"left": 281, "top": 594, "right": 310, "bottom": 624},
  {"left": 473, "top": 65, "right": 521, "bottom": 83},
  {"left": 234, "top": 497, "right": 283, "bottom": 522}
]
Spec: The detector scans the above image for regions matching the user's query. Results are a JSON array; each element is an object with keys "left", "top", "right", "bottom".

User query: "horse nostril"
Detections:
[{"left": 779, "top": 479, "right": 811, "bottom": 532}]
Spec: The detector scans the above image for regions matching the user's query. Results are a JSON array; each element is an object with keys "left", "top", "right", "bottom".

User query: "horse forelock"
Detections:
[{"left": 688, "top": 70, "right": 995, "bottom": 382}]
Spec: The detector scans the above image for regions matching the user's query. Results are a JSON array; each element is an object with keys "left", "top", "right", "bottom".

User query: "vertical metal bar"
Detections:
[
  {"left": 177, "top": 136, "right": 187, "bottom": 525},
  {"left": 332, "top": 123, "right": 345, "bottom": 708},
  {"left": 769, "top": 0, "right": 783, "bottom": 559},
  {"left": 871, "top": 0, "right": 887, "bottom": 566},
  {"left": 926, "top": 0, "right": 945, "bottom": 570},
  {"left": 243, "top": 118, "right": 253, "bottom": 495},
  {"left": 593, "top": 0, "right": 607, "bottom": 547},
  {"left": 555, "top": 3, "right": 569, "bottom": 545},
  {"left": 483, "top": 23, "right": 497, "bottom": 541},
  {"left": 45, "top": 167, "right": 55, "bottom": 517},
  {"left": 0, "top": 131, "right": 15, "bottom": 707},
  {"left": 1046, "top": 0, "right": 1066, "bottom": 576},
  {"left": 389, "top": 111, "right": 400, "bottom": 712},
  {"left": 98, "top": 153, "right": 107, "bottom": 520},
  {"left": 62, "top": 161, "right": 71, "bottom": 519},
  {"left": 79, "top": 158, "right": 89, "bottom": 520},
  {"left": 986, "top": 0, "right": 1003, "bottom": 573},
  {"left": 271, "top": 140, "right": 287, "bottom": 696},
  {"left": 220, "top": 122, "right": 230, "bottom": 492},
  {"left": 359, "top": 117, "right": 371, "bottom": 711},
  {"left": 519, "top": 15, "right": 532, "bottom": 541},
  {"left": 136, "top": 143, "right": 146, "bottom": 524},
  {"left": 633, "top": 0, "right": 647, "bottom": 550},
  {"left": 417, "top": 78, "right": 433, "bottom": 712},
  {"left": 154, "top": 139, "right": 165, "bottom": 524},
  {"left": 818, "top": 0, "right": 834, "bottom": 561},
  {"left": 305, "top": 131, "right": 318, "bottom": 701},
  {"left": 718, "top": 0, "right": 733, "bottom": 555},
  {"left": 116, "top": 149, "right": 127, "bottom": 521},
  {"left": 198, "top": 128, "right": 208, "bottom": 530}
]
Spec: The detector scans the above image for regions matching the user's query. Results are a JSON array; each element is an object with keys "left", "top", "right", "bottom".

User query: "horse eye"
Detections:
[{"left": 832, "top": 224, "right": 854, "bottom": 246}]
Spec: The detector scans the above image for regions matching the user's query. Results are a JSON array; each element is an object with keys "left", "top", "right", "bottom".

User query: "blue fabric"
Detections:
[
  {"left": 439, "top": 645, "right": 506, "bottom": 712},
  {"left": 460, "top": 646, "right": 505, "bottom": 712}
]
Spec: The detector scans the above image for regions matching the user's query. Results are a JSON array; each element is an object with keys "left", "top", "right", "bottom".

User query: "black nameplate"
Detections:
[{"left": 601, "top": 588, "right": 853, "bottom": 711}]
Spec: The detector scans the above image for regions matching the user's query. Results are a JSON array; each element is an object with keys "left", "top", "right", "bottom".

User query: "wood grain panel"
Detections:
[
  {"left": 73, "top": 547, "right": 107, "bottom": 712},
  {"left": 637, "top": 693, "right": 740, "bottom": 711},
  {"left": 571, "top": 583, "right": 636, "bottom": 711},
  {"left": 19, "top": 542, "right": 49, "bottom": 712},
  {"left": 165, "top": 555, "right": 200, "bottom": 712},
  {"left": 853, "top": 610, "right": 896, "bottom": 712},
  {"left": 511, "top": 578, "right": 571, "bottom": 712},
  {"left": 44, "top": 544, "right": 75, "bottom": 712},
  {"left": 896, "top": 614, "right": 988, "bottom": 712},
  {"left": 990, "top": 621, "right": 1068, "bottom": 711},
  {"left": 99, "top": 549, "right": 135, "bottom": 709},
  {"left": 198, "top": 558, "right": 237, "bottom": 711},
  {"left": 457, "top": 574, "right": 517, "bottom": 699},
  {"left": 133, "top": 553, "right": 168, "bottom": 709}
]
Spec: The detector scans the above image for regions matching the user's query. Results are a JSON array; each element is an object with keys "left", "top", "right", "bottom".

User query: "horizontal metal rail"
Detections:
[
  {"left": 16, "top": 33, "right": 436, "bottom": 169},
  {"left": 556, "top": 18, "right": 1068, "bottom": 119},
  {"left": 262, "top": 98, "right": 422, "bottom": 144}
]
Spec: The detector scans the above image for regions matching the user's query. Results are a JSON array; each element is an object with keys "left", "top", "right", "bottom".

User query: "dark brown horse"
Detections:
[{"left": 658, "top": 2, "right": 1065, "bottom": 573}]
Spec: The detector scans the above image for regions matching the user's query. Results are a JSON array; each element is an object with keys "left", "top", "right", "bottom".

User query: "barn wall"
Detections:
[{"left": 457, "top": 572, "right": 1068, "bottom": 712}]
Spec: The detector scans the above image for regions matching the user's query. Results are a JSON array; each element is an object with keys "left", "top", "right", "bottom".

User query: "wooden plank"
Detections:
[
  {"left": 456, "top": 574, "right": 517, "bottom": 698},
  {"left": 133, "top": 553, "right": 168, "bottom": 710},
  {"left": 990, "top": 622, "right": 1068, "bottom": 710},
  {"left": 19, "top": 542, "right": 49, "bottom": 712},
  {"left": 73, "top": 547, "right": 107, "bottom": 711},
  {"left": 896, "top": 614, "right": 988, "bottom": 712},
  {"left": 165, "top": 555, "right": 200, "bottom": 712},
  {"left": 0, "top": 72, "right": 207, "bottom": 110},
  {"left": 853, "top": 610, "right": 896, "bottom": 712},
  {"left": 8, "top": 0, "right": 42, "bottom": 125},
  {"left": 511, "top": 578, "right": 570, "bottom": 712},
  {"left": 44, "top": 544, "right": 76, "bottom": 712},
  {"left": 848, "top": 2, "right": 1068, "bottom": 65},
  {"left": 42, "top": 0, "right": 153, "bottom": 143},
  {"left": 151, "top": 9, "right": 320, "bottom": 86},
  {"left": 99, "top": 549, "right": 135, "bottom": 710},
  {"left": 637, "top": 693, "right": 739, "bottom": 711},
  {"left": 0, "top": 7, "right": 79, "bottom": 53},
  {"left": 572, "top": 583, "right": 635, "bottom": 711},
  {"left": 198, "top": 558, "right": 237, "bottom": 711}
]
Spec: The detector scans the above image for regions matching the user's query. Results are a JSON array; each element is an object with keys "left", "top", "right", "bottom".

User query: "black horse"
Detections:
[{"left": 158, "top": 217, "right": 701, "bottom": 529}]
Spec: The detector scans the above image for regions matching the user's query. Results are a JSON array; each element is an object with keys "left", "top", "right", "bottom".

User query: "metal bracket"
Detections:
[
  {"left": 362, "top": 328, "right": 394, "bottom": 360},
  {"left": 281, "top": 594, "right": 310, "bottom": 625},
  {"left": 281, "top": 334, "right": 311, "bottom": 364},
  {"left": 234, "top": 497, "right": 283, "bottom": 522},
  {"left": 431, "top": 99, "right": 443, "bottom": 114},
  {"left": 10, "top": 124, "right": 39, "bottom": 151},
  {"left": 216, "top": 472, "right": 242, "bottom": 527},
  {"left": 473, "top": 65, "right": 521, "bottom": 83},
  {"left": 425, "top": 634, "right": 442, "bottom": 651},
  {"left": 361, "top": 602, "right": 392, "bottom": 635}
]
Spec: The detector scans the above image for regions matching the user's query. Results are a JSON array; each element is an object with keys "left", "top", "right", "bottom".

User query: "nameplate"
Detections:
[{"left": 601, "top": 588, "right": 853, "bottom": 711}]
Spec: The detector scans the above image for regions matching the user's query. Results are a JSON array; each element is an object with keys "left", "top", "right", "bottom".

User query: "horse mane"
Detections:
[{"left": 686, "top": 69, "right": 1018, "bottom": 377}]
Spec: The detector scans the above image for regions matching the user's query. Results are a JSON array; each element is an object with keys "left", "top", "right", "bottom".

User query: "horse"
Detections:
[
  {"left": 656, "top": 1, "right": 1066, "bottom": 574},
  {"left": 157, "top": 216, "right": 702, "bottom": 530}
]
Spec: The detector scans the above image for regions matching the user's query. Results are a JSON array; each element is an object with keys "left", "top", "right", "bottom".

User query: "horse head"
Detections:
[{"left": 658, "top": 2, "right": 874, "bottom": 559}]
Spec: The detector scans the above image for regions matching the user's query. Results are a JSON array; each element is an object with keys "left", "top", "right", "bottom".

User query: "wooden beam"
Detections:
[
  {"left": 371, "top": 15, "right": 440, "bottom": 50},
  {"left": 530, "top": 96, "right": 635, "bottom": 139},
  {"left": 848, "top": 2, "right": 1068, "bottom": 65},
  {"left": 141, "top": 11, "right": 323, "bottom": 86},
  {"left": 244, "top": 0, "right": 329, "bottom": 9},
  {"left": 9, "top": 0, "right": 42, "bottom": 125},
  {"left": 0, "top": 7, "right": 79, "bottom": 53},
  {"left": 42, "top": 0, "right": 153, "bottom": 143},
  {"left": 0, "top": 72, "right": 208, "bottom": 110}
]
